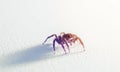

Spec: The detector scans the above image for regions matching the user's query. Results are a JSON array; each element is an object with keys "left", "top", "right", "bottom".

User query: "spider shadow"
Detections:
[{"left": 0, "top": 44, "right": 65, "bottom": 67}]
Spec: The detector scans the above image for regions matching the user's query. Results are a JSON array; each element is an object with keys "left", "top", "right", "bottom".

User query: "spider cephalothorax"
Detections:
[{"left": 42, "top": 32, "right": 85, "bottom": 54}]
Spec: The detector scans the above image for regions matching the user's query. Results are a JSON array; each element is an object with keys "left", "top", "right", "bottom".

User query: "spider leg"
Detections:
[
  {"left": 53, "top": 39, "right": 56, "bottom": 51},
  {"left": 77, "top": 37, "right": 85, "bottom": 51},
  {"left": 61, "top": 43, "right": 67, "bottom": 54},
  {"left": 71, "top": 34, "right": 85, "bottom": 51},
  {"left": 68, "top": 40, "right": 72, "bottom": 46},
  {"left": 42, "top": 34, "right": 57, "bottom": 44},
  {"left": 77, "top": 37, "right": 85, "bottom": 48},
  {"left": 71, "top": 34, "right": 85, "bottom": 47},
  {"left": 64, "top": 39, "right": 70, "bottom": 53}
]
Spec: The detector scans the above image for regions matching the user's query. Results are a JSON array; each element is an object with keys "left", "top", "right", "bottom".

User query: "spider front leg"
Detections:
[
  {"left": 71, "top": 34, "right": 85, "bottom": 51},
  {"left": 72, "top": 34, "right": 85, "bottom": 48},
  {"left": 76, "top": 37, "right": 85, "bottom": 51},
  {"left": 77, "top": 37, "right": 85, "bottom": 48},
  {"left": 42, "top": 34, "right": 57, "bottom": 44}
]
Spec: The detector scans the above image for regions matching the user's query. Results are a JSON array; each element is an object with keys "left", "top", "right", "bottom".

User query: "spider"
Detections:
[{"left": 42, "top": 32, "right": 85, "bottom": 54}]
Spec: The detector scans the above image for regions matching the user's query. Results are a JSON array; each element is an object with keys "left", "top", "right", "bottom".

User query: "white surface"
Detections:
[{"left": 0, "top": 0, "right": 119, "bottom": 72}]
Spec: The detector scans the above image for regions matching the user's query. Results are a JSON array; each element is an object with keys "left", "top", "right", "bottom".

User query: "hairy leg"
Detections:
[
  {"left": 71, "top": 34, "right": 85, "bottom": 47},
  {"left": 42, "top": 34, "right": 57, "bottom": 44},
  {"left": 70, "top": 34, "right": 85, "bottom": 51},
  {"left": 64, "top": 39, "right": 70, "bottom": 53},
  {"left": 61, "top": 43, "right": 67, "bottom": 54},
  {"left": 53, "top": 39, "right": 56, "bottom": 51},
  {"left": 77, "top": 37, "right": 85, "bottom": 48},
  {"left": 77, "top": 37, "right": 85, "bottom": 51}
]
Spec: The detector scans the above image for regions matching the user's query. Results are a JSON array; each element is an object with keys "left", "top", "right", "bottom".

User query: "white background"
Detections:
[{"left": 0, "top": 0, "right": 119, "bottom": 72}]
